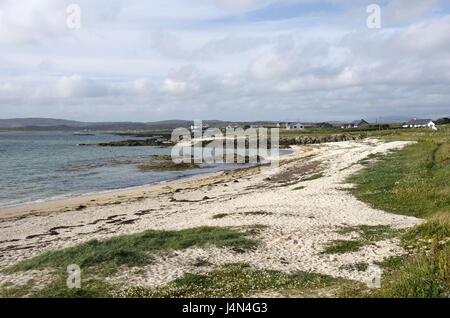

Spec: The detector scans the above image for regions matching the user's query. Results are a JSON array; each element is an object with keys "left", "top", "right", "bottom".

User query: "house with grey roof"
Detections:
[
  {"left": 314, "top": 122, "right": 333, "bottom": 128},
  {"left": 285, "top": 122, "right": 304, "bottom": 130},
  {"left": 402, "top": 118, "right": 436, "bottom": 128},
  {"left": 341, "top": 119, "right": 369, "bottom": 129}
]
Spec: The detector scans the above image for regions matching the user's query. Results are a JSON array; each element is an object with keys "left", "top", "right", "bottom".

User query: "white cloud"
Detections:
[
  {"left": 384, "top": 0, "right": 441, "bottom": 24},
  {"left": 248, "top": 52, "right": 293, "bottom": 80},
  {"left": 0, "top": 0, "right": 70, "bottom": 44},
  {"left": 0, "top": 0, "right": 449, "bottom": 121},
  {"left": 55, "top": 74, "right": 107, "bottom": 98}
]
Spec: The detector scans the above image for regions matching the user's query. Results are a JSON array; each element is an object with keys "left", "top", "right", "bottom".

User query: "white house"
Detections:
[
  {"left": 402, "top": 118, "right": 436, "bottom": 128},
  {"left": 190, "top": 124, "right": 209, "bottom": 135}
]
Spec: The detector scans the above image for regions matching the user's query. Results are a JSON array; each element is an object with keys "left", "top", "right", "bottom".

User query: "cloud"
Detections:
[
  {"left": 0, "top": 0, "right": 449, "bottom": 121},
  {"left": 248, "top": 52, "right": 293, "bottom": 80},
  {"left": 55, "top": 74, "right": 108, "bottom": 98},
  {"left": 384, "top": 0, "right": 441, "bottom": 24},
  {"left": 216, "top": 0, "right": 267, "bottom": 11},
  {"left": 0, "top": 0, "right": 69, "bottom": 44}
]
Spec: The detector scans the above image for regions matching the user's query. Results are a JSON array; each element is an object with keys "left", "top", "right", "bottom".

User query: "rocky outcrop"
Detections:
[
  {"left": 79, "top": 138, "right": 175, "bottom": 147},
  {"left": 80, "top": 133, "right": 366, "bottom": 148},
  {"left": 279, "top": 133, "right": 367, "bottom": 146}
]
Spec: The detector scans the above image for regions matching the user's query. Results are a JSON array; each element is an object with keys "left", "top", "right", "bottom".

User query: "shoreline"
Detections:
[
  {"left": 0, "top": 163, "right": 255, "bottom": 211},
  {"left": 0, "top": 146, "right": 300, "bottom": 221},
  {"left": 0, "top": 139, "right": 423, "bottom": 289}
]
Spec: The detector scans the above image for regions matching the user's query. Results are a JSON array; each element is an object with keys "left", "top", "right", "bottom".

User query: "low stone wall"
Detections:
[{"left": 279, "top": 133, "right": 367, "bottom": 145}]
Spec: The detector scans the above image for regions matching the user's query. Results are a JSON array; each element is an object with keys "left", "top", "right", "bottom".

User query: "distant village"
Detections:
[{"left": 190, "top": 117, "right": 445, "bottom": 134}]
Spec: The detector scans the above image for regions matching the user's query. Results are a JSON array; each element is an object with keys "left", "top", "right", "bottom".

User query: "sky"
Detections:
[{"left": 0, "top": 0, "right": 449, "bottom": 122}]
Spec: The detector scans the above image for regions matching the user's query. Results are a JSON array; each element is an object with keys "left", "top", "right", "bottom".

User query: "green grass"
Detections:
[
  {"left": 0, "top": 281, "right": 35, "bottom": 298},
  {"left": 5, "top": 226, "right": 258, "bottom": 274},
  {"left": 341, "top": 133, "right": 450, "bottom": 298},
  {"left": 116, "top": 263, "right": 343, "bottom": 298},
  {"left": 368, "top": 124, "right": 450, "bottom": 144},
  {"left": 355, "top": 153, "right": 384, "bottom": 166},
  {"left": 292, "top": 186, "right": 306, "bottom": 191},
  {"left": 373, "top": 241, "right": 449, "bottom": 298},
  {"left": 337, "top": 224, "right": 400, "bottom": 241},
  {"left": 33, "top": 277, "right": 116, "bottom": 298},
  {"left": 346, "top": 141, "right": 450, "bottom": 218},
  {"left": 3, "top": 261, "right": 344, "bottom": 298},
  {"left": 374, "top": 255, "right": 405, "bottom": 271},
  {"left": 323, "top": 225, "right": 400, "bottom": 254},
  {"left": 402, "top": 216, "right": 450, "bottom": 243},
  {"left": 323, "top": 240, "right": 364, "bottom": 254},
  {"left": 0, "top": 275, "right": 119, "bottom": 298}
]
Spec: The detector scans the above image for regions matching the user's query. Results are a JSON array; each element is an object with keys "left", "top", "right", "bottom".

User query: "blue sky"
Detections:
[{"left": 0, "top": 0, "right": 449, "bottom": 122}]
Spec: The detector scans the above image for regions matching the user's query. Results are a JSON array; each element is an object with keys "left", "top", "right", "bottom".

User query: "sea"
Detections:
[{"left": 0, "top": 132, "right": 285, "bottom": 209}]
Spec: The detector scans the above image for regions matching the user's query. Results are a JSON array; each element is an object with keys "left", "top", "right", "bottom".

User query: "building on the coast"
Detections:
[
  {"left": 314, "top": 122, "right": 333, "bottom": 128},
  {"left": 284, "top": 122, "right": 304, "bottom": 130},
  {"left": 402, "top": 118, "right": 436, "bottom": 128},
  {"left": 190, "top": 123, "right": 209, "bottom": 135},
  {"left": 341, "top": 119, "right": 369, "bottom": 129},
  {"left": 248, "top": 124, "right": 267, "bottom": 129}
]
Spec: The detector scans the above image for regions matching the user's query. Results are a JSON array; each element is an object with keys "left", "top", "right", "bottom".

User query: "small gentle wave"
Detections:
[{"left": 0, "top": 133, "right": 290, "bottom": 209}]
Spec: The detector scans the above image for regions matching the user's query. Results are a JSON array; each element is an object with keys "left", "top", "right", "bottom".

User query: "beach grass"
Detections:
[
  {"left": 1, "top": 263, "right": 349, "bottom": 298},
  {"left": 346, "top": 141, "right": 449, "bottom": 218},
  {"left": 117, "top": 263, "right": 343, "bottom": 298},
  {"left": 3, "top": 128, "right": 449, "bottom": 299},
  {"left": 340, "top": 132, "right": 449, "bottom": 298},
  {"left": 0, "top": 281, "right": 36, "bottom": 298},
  {"left": 323, "top": 240, "right": 364, "bottom": 254},
  {"left": 372, "top": 239, "right": 449, "bottom": 298},
  {"left": 323, "top": 225, "right": 400, "bottom": 254},
  {"left": 5, "top": 226, "right": 258, "bottom": 274}
]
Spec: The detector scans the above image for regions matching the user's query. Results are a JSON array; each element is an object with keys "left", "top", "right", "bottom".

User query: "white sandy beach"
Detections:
[{"left": 0, "top": 139, "right": 423, "bottom": 290}]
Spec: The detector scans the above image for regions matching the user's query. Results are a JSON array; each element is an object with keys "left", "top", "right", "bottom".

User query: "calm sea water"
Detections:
[{"left": 0, "top": 133, "right": 268, "bottom": 209}]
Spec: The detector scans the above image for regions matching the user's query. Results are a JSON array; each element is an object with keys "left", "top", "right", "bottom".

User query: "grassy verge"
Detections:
[
  {"left": 5, "top": 226, "right": 258, "bottom": 275},
  {"left": 373, "top": 235, "right": 449, "bottom": 298},
  {"left": 342, "top": 133, "right": 449, "bottom": 297},
  {"left": 346, "top": 141, "right": 449, "bottom": 218}
]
